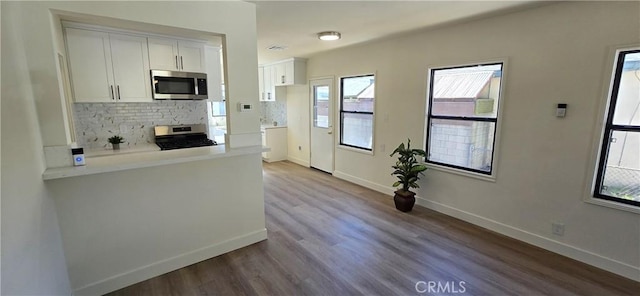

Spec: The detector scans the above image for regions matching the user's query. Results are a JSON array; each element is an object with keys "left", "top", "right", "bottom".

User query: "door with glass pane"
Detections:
[{"left": 310, "top": 78, "right": 334, "bottom": 173}]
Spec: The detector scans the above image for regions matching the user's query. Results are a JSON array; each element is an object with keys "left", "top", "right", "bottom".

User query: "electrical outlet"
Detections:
[{"left": 552, "top": 223, "right": 565, "bottom": 236}]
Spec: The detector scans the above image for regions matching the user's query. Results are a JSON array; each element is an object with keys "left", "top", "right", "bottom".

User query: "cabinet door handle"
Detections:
[
  {"left": 180, "top": 56, "right": 184, "bottom": 70},
  {"left": 281, "top": 75, "right": 285, "bottom": 84},
  {"left": 267, "top": 92, "right": 271, "bottom": 100},
  {"left": 175, "top": 56, "right": 179, "bottom": 69},
  {"left": 117, "top": 85, "right": 121, "bottom": 100},
  {"left": 110, "top": 85, "right": 115, "bottom": 100}
]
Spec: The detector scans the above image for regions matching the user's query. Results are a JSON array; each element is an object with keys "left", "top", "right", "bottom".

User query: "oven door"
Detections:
[{"left": 151, "top": 70, "right": 207, "bottom": 100}]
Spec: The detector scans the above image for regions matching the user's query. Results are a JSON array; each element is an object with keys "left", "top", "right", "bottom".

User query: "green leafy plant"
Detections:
[
  {"left": 108, "top": 135, "right": 124, "bottom": 144},
  {"left": 390, "top": 139, "right": 427, "bottom": 192}
]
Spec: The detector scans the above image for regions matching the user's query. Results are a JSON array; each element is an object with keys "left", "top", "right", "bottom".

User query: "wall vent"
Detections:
[{"left": 267, "top": 45, "right": 288, "bottom": 51}]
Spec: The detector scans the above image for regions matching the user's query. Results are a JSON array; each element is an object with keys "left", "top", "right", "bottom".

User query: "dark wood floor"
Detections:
[{"left": 109, "top": 161, "right": 639, "bottom": 295}]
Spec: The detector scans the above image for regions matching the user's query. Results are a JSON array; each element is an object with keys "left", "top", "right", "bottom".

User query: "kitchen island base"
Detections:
[{"left": 46, "top": 152, "right": 266, "bottom": 295}]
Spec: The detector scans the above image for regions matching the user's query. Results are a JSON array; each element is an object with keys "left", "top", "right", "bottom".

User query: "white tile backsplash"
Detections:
[
  {"left": 260, "top": 101, "right": 287, "bottom": 126},
  {"left": 73, "top": 101, "right": 208, "bottom": 149}
]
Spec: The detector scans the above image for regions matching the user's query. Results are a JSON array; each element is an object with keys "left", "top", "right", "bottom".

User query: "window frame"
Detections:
[
  {"left": 424, "top": 61, "right": 505, "bottom": 177},
  {"left": 339, "top": 74, "right": 376, "bottom": 152},
  {"left": 592, "top": 48, "right": 640, "bottom": 208}
]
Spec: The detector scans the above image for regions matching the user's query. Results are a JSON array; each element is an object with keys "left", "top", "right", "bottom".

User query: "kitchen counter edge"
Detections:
[{"left": 43, "top": 145, "right": 267, "bottom": 180}]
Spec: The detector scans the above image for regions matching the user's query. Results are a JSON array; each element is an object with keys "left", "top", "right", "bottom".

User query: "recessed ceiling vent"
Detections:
[{"left": 267, "top": 45, "right": 288, "bottom": 51}]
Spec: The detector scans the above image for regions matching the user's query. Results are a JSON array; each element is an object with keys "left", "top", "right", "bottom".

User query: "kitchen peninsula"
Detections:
[
  {"left": 44, "top": 144, "right": 267, "bottom": 295},
  {"left": 43, "top": 145, "right": 266, "bottom": 180}
]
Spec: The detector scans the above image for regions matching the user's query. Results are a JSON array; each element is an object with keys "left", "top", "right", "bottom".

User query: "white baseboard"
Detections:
[
  {"left": 74, "top": 229, "right": 268, "bottom": 296},
  {"left": 414, "top": 197, "right": 639, "bottom": 282},
  {"left": 287, "top": 155, "right": 310, "bottom": 167},
  {"left": 332, "top": 170, "right": 640, "bottom": 282},
  {"left": 333, "top": 170, "right": 395, "bottom": 196}
]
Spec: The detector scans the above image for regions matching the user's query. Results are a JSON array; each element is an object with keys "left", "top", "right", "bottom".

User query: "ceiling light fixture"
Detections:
[{"left": 317, "top": 31, "right": 341, "bottom": 41}]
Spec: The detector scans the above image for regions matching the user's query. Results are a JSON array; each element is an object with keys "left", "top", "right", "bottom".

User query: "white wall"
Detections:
[
  {"left": 286, "top": 85, "right": 311, "bottom": 166},
  {"left": 1, "top": 1, "right": 264, "bottom": 294},
  {"left": 290, "top": 1, "right": 640, "bottom": 280},
  {"left": 1, "top": 5, "right": 72, "bottom": 295}
]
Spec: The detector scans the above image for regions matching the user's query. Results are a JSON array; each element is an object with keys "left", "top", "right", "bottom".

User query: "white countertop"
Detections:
[
  {"left": 43, "top": 145, "right": 267, "bottom": 180},
  {"left": 261, "top": 124, "right": 287, "bottom": 130},
  {"left": 85, "top": 143, "right": 160, "bottom": 157}
]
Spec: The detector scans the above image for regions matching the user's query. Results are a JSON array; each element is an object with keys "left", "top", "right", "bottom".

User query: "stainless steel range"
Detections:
[{"left": 154, "top": 124, "right": 217, "bottom": 150}]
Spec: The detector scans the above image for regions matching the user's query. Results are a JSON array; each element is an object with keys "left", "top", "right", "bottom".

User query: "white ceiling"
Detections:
[{"left": 253, "top": 0, "right": 546, "bottom": 64}]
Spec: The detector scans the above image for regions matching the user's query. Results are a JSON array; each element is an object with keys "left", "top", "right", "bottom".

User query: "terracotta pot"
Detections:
[
  {"left": 394, "top": 189, "right": 416, "bottom": 212},
  {"left": 112, "top": 143, "right": 120, "bottom": 150}
]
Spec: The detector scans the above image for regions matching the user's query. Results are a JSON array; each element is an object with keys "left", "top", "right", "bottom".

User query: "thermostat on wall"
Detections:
[
  {"left": 556, "top": 103, "right": 567, "bottom": 118},
  {"left": 237, "top": 102, "right": 253, "bottom": 112}
]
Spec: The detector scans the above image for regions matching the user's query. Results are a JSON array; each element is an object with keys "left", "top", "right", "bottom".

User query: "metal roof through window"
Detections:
[{"left": 433, "top": 70, "right": 493, "bottom": 99}]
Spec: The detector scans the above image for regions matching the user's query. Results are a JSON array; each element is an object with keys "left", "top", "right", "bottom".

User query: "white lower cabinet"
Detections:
[{"left": 262, "top": 127, "right": 287, "bottom": 162}]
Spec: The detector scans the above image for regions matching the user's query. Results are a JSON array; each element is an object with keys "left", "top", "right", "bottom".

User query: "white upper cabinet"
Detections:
[
  {"left": 257, "top": 58, "right": 306, "bottom": 101},
  {"left": 272, "top": 58, "right": 307, "bottom": 86},
  {"left": 147, "top": 38, "right": 178, "bottom": 71},
  {"left": 178, "top": 41, "right": 206, "bottom": 72},
  {"left": 264, "top": 65, "right": 275, "bottom": 101},
  {"left": 258, "top": 64, "right": 288, "bottom": 101},
  {"left": 65, "top": 28, "right": 115, "bottom": 103},
  {"left": 65, "top": 28, "right": 152, "bottom": 103},
  {"left": 258, "top": 66, "right": 265, "bottom": 101},
  {"left": 148, "top": 37, "right": 205, "bottom": 72},
  {"left": 110, "top": 34, "right": 151, "bottom": 102},
  {"left": 273, "top": 63, "right": 287, "bottom": 87}
]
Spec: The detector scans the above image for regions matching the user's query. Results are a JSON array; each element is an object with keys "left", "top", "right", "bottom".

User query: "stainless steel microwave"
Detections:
[{"left": 151, "top": 70, "right": 208, "bottom": 100}]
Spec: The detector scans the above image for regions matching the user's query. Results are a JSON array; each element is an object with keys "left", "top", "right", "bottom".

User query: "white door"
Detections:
[{"left": 310, "top": 78, "right": 334, "bottom": 173}]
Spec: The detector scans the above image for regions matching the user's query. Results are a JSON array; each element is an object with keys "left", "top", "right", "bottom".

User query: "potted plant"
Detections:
[
  {"left": 108, "top": 135, "right": 124, "bottom": 150},
  {"left": 390, "top": 139, "right": 427, "bottom": 212}
]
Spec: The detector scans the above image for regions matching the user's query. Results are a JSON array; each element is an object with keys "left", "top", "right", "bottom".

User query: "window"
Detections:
[
  {"left": 314, "top": 85, "right": 329, "bottom": 128},
  {"left": 340, "top": 75, "right": 375, "bottom": 150},
  {"left": 208, "top": 100, "right": 226, "bottom": 144},
  {"left": 425, "top": 63, "right": 503, "bottom": 175},
  {"left": 207, "top": 84, "right": 226, "bottom": 144},
  {"left": 594, "top": 49, "right": 640, "bottom": 207}
]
